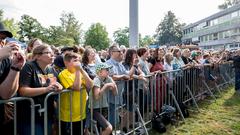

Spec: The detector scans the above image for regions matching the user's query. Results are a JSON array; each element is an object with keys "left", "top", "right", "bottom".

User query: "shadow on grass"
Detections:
[{"left": 223, "top": 91, "right": 240, "bottom": 107}]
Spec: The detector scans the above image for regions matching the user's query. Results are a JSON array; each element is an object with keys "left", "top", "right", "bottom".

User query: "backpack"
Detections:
[
  {"left": 178, "top": 102, "right": 189, "bottom": 118},
  {"left": 161, "top": 105, "right": 176, "bottom": 125},
  {"left": 151, "top": 111, "right": 166, "bottom": 133}
]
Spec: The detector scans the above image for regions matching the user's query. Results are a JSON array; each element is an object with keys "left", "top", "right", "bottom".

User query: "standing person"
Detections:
[
  {"left": 148, "top": 48, "right": 166, "bottom": 112},
  {"left": 58, "top": 52, "right": 93, "bottom": 135},
  {"left": 122, "top": 49, "right": 146, "bottom": 132},
  {"left": 17, "top": 44, "right": 63, "bottom": 135},
  {"left": 82, "top": 48, "right": 97, "bottom": 79},
  {"left": 26, "top": 38, "right": 43, "bottom": 61},
  {"left": 105, "top": 45, "right": 134, "bottom": 127},
  {"left": 89, "top": 63, "right": 117, "bottom": 135},
  {"left": 227, "top": 50, "right": 240, "bottom": 94},
  {"left": 136, "top": 47, "right": 151, "bottom": 116},
  {"left": 0, "top": 22, "right": 26, "bottom": 134},
  {"left": 53, "top": 46, "right": 79, "bottom": 73}
]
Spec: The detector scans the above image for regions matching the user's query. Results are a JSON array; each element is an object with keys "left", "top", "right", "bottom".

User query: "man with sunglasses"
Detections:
[{"left": 0, "top": 22, "right": 26, "bottom": 134}]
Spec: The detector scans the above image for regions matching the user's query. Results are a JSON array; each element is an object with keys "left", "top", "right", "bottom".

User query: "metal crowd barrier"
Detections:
[
  {"left": 90, "top": 63, "right": 234, "bottom": 135},
  {"left": 0, "top": 97, "right": 35, "bottom": 135},
  {"left": 0, "top": 62, "right": 234, "bottom": 135}
]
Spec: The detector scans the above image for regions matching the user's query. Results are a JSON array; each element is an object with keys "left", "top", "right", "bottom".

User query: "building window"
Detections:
[
  {"left": 204, "top": 35, "right": 208, "bottom": 42},
  {"left": 232, "top": 11, "right": 238, "bottom": 18},
  {"left": 213, "top": 33, "right": 218, "bottom": 40},
  {"left": 224, "top": 31, "right": 230, "bottom": 38},
  {"left": 209, "top": 34, "right": 213, "bottom": 41},
  {"left": 200, "top": 36, "right": 204, "bottom": 42},
  {"left": 233, "top": 28, "right": 238, "bottom": 34},
  {"left": 219, "top": 32, "right": 223, "bottom": 39}
]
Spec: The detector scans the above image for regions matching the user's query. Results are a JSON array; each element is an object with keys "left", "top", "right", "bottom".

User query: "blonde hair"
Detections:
[{"left": 165, "top": 53, "right": 173, "bottom": 64}]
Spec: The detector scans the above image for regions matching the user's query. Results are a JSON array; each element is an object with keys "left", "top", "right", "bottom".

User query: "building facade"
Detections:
[{"left": 182, "top": 4, "right": 240, "bottom": 50}]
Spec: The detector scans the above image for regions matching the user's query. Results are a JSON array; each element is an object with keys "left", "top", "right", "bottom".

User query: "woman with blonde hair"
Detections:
[{"left": 17, "top": 44, "right": 63, "bottom": 135}]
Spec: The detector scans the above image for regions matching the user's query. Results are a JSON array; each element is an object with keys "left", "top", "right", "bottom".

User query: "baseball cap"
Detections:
[{"left": 95, "top": 63, "right": 112, "bottom": 73}]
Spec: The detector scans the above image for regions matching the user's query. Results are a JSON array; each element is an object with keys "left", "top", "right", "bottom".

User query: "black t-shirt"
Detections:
[
  {"left": 18, "top": 60, "right": 57, "bottom": 120},
  {"left": 228, "top": 56, "right": 240, "bottom": 69},
  {"left": 0, "top": 58, "right": 11, "bottom": 84},
  {"left": 181, "top": 56, "right": 192, "bottom": 65},
  {"left": 0, "top": 58, "right": 11, "bottom": 125}
]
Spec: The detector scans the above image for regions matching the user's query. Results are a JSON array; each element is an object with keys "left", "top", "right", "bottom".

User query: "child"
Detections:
[
  {"left": 58, "top": 52, "right": 92, "bottom": 135},
  {"left": 89, "top": 63, "right": 117, "bottom": 135}
]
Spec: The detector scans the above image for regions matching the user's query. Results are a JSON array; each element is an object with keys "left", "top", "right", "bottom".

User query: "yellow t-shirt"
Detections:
[{"left": 58, "top": 69, "right": 88, "bottom": 122}]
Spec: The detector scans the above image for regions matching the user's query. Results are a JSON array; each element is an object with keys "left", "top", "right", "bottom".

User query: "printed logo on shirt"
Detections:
[{"left": 38, "top": 73, "right": 56, "bottom": 86}]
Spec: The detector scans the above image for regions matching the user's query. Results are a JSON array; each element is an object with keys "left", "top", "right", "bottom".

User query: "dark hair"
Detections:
[
  {"left": 137, "top": 47, "right": 147, "bottom": 57},
  {"left": 108, "top": 45, "right": 118, "bottom": 56},
  {"left": 27, "top": 38, "right": 42, "bottom": 53},
  {"left": 82, "top": 48, "right": 92, "bottom": 65},
  {"left": 61, "top": 46, "right": 78, "bottom": 53},
  {"left": 124, "top": 49, "right": 137, "bottom": 65},
  {"left": 153, "top": 48, "right": 165, "bottom": 63},
  {"left": 172, "top": 48, "right": 180, "bottom": 57},
  {"left": 64, "top": 52, "right": 80, "bottom": 62}
]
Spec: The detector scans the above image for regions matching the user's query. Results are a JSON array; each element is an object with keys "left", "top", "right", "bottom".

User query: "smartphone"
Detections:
[{"left": 5, "top": 37, "right": 26, "bottom": 49}]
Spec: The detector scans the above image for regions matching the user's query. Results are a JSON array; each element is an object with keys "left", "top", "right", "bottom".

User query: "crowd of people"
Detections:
[{"left": 0, "top": 21, "right": 239, "bottom": 135}]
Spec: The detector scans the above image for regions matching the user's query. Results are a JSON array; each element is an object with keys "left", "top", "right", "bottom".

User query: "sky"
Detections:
[{"left": 1, "top": 0, "right": 225, "bottom": 39}]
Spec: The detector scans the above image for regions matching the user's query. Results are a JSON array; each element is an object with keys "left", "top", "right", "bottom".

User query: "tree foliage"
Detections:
[
  {"left": 154, "top": 11, "right": 183, "bottom": 46},
  {"left": 17, "top": 12, "right": 82, "bottom": 46},
  {"left": 140, "top": 35, "right": 154, "bottom": 47},
  {"left": 58, "top": 12, "right": 82, "bottom": 45},
  {"left": 218, "top": 0, "right": 240, "bottom": 10},
  {"left": 113, "top": 27, "right": 129, "bottom": 47},
  {"left": 84, "top": 23, "right": 110, "bottom": 51},
  {"left": 0, "top": 9, "right": 19, "bottom": 38},
  {"left": 18, "top": 15, "right": 44, "bottom": 42}
]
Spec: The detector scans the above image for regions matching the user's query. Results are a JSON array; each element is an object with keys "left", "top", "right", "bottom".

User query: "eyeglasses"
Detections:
[
  {"left": 41, "top": 52, "right": 53, "bottom": 55},
  {"left": 112, "top": 50, "right": 121, "bottom": 53}
]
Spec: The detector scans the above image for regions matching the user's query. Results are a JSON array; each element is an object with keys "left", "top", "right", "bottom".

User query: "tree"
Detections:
[
  {"left": 18, "top": 15, "right": 44, "bottom": 42},
  {"left": 3, "top": 18, "right": 20, "bottom": 38},
  {"left": 113, "top": 27, "right": 129, "bottom": 47},
  {"left": 59, "top": 12, "right": 83, "bottom": 45},
  {"left": 218, "top": 0, "right": 240, "bottom": 10},
  {"left": 140, "top": 35, "right": 154, "bottom": 47},
  {"left": 84, "top": 23, "right": 110, "bottom": 51},
  {"left": 154, "top": 11, "right": 183, "bottom": 46},
  {"left": 0, "top": 10, "right": 3, "bottom": 21}
]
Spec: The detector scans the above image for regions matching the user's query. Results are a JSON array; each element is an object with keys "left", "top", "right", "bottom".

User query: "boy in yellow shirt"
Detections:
[{"left": 58, "top": 52, "right": 92, "bottom": 135}]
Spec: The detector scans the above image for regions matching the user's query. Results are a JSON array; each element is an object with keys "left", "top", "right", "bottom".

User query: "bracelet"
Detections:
[{"left": 10, "top": 66, "right": 21, "bottom": 72}]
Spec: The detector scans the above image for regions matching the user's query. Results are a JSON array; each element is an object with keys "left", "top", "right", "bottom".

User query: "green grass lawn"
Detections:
[{"left": 150, "top": 87, "right": 240, "bottom": 135}]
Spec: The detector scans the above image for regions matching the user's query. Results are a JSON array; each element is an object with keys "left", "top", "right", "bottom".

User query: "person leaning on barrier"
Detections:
[
  {"left": 0, "top": 22, "right": 26, "bottom": 99},
  {"left": 105, "top": 45, "right": 134, "bottom": 127},
  {"left": 226, "top": 50, "right": 240, "bottom": 94},
  {"left": 122, "top": 49, "right": 147, "bottom": 132},
  {"left": 58, "top": 52, "right": 93, "bottom": 135},
  {"left": 0, "top": 22, "right": 26, "bottom": 134},
  {"left": 17, "top": 44, "right": 63, "bottom": 135},
  {"left": 89, "top": 62, "right": 117, "bottom": 135}
]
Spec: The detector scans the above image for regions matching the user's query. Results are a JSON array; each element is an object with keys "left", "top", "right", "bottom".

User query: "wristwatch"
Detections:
[{"left": 10, "top": 66, "right": 21, "bottom": 72}]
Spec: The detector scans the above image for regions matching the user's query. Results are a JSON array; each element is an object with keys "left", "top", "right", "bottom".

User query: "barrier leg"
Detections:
[
  {"left": 214, "top": 82, "right": 221, "bottom": 95},
  {"left": 202, "top": 80, "right": 216, "bottom": 101},
  {"left": 134, "top": 104, "right": 149, "bottom": 135},
  {"left": 169, "top": 90, "right": 185, "bottom": 121},
  {"left": 186, "top": 85, "right": 200, "bottom": 112}
]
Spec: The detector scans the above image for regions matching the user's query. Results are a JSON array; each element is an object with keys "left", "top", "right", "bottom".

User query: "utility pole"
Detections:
[{"left": 129, "top": 0, "right": 139, "bottom": 48}]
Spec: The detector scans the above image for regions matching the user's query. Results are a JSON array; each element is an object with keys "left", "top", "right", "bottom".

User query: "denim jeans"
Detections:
[
  {"left": 17, "top": 116, "right": 52, "bottom": 135},
  {"left": 109, "top": 103, "right": 119, "bottom": 127}
]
